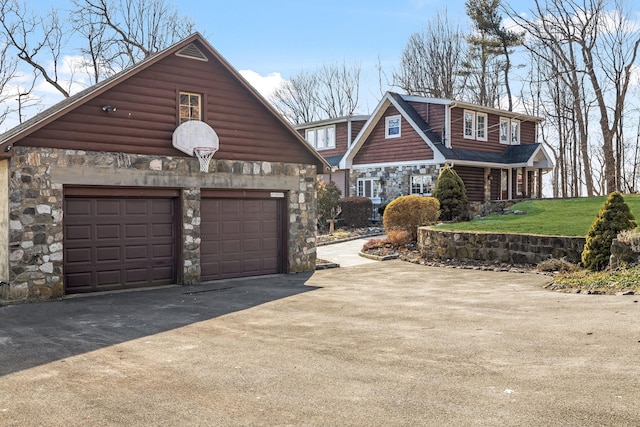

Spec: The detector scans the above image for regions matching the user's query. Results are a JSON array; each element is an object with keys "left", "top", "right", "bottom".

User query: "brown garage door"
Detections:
[
  {"left": 200, "top": 193, "right": 284, "bottom": 281},
  {"left": 64, "top": 190, "right": 178, "bottom": 294}
]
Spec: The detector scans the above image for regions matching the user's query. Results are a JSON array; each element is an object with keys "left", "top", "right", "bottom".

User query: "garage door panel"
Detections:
[
  {"left": 64, "top": 196, "right": 178, "bottom": 294},
  {"left": 201, "top": 197, "right": 283, "bottom": 281},
  {"left": 96, "top": 224, "right": 120, "bottom": 239},
  {"left": 96, "top": 200, "right": 121, "bottom": 215}
]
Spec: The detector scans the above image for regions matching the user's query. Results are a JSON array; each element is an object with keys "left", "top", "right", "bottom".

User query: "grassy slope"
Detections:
[{"left": 435, "top": 195, "right": 640, "bottom": 237}]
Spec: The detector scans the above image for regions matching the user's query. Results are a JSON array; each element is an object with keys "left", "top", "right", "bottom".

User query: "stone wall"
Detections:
[
  {"left": 4, "top": 147, "right": 317, "bottom": 302},
  {"left": 350, "top": 164, "right": 440, "bottom": 204},
  {"left": 418, "top": 227, "right": 585, "bottom": 265}
]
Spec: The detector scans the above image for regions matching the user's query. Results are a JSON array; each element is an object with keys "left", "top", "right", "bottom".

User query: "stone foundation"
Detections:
[
  {"left": 3, "top": 147, "right": 318, "bottom": 302},
  {"left": 350, "top": 164, "right": 439, "bottom": 204},
  {"left": 418, "top": 227, "right": 585, "bottom": 265}
]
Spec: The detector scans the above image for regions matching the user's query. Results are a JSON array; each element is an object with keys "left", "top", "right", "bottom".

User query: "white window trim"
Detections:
[
  {"left": 511, "top": 119, "right": 520, "bottom": 145},
  {"left": 463, "top": 110, "right": 475, "bottom": 140},
  {"left": 179, "top": 91, "right": 202, "bottom": 124},
  {"left": 410, "top": 175, "right": 433, "bottom": 196},
  {"left": 476, "top": 112, "right": 488, "bottom": 141},
  {"left": 305, "top": 124, "right": 336, "bottom": 150},
  {"left": 385, "top": 115, "right": 401, "bottom": 139},
  {"left": 499, "top": 117, "right": 510, "bottom": 145},
  {"left": 357, "top": 178, "right": 381, "bottom": 203}
]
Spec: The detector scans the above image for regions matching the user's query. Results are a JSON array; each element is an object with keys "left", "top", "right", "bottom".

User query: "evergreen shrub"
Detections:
[
  {"left": 433, "top": 167, "right": 469, "bottom": 222},
  {"left": 582, "top": 191, "right": 637, "bottom": 271}
]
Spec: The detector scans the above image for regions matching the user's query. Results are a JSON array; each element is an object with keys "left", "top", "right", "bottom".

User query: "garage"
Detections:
[
  {"left": 200, "top": 191, "right": 285, "bottom": 281},
  {"left": 63, "top": 187, "right": 179, "bottom": 294}
]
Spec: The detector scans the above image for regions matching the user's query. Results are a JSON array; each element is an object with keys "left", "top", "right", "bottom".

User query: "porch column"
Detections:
[{"left": 508, "top": 168, "right": 513, "bottom": 200}]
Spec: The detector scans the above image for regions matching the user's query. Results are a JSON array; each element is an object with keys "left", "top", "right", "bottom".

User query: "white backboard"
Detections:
[{"left": 172, "top": 121, "right": 220, "bottom": 156}]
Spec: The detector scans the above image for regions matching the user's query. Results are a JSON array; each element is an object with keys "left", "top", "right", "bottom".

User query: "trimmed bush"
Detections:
[
  {"left": 582, "top": 191, "right": 637, "bottom": 271},
  {"left": 384, "top": 229, "right": 412, "bottom": 247},
  {"left": 382, "top": 195, "right": 440, "bottom": 241},
  {"left": 433, "top": 167, "right": 469, "bottom": 222},
  {"left": 317, "top": 181, "right": 342, "bottom": 232},
  {"left": 339, "top": 196, "right": 372, "bottom": 228}
]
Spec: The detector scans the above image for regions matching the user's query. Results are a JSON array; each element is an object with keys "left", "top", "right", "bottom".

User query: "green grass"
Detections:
[{"left": 435, "top": 195, "right": 640, "bottom": 237}]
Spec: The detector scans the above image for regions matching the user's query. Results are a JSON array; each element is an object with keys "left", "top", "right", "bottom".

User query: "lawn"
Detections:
[{"left": 435, "top": 194, "right": 640, "bottom": 237}]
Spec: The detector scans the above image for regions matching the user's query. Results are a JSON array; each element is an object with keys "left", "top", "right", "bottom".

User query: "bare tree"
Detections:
[
  {"left": 0, "top": 36, "right": 18, "bottom": 126},
  {"left": 271, "top": 70, "right": 320, "bottom": 124},
  {"left": 0, "top": 0, "right": 71, "bottom": 97},
  {"left": 271, "top": 62, "right": 361, "bottom": 124},
  {"left": 393, "top": 10, "right": 467, "bottom": 99},
  {"left": 72, "top": 0, "right": 196, "bottom": 73},
  {"left": 316, "top": 62, "right": 360, "bottom": 118},
  {"left": 507, "top": 0, "right": 640, "bottom": 195}
]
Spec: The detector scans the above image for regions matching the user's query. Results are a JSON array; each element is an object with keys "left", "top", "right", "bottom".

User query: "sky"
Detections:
[{"left": 3, "top": 0, "right": 545, "bottom": 130}]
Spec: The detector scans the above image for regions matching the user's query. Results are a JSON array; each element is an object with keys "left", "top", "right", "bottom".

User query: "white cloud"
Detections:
[{"left": 239, "top": 70, "right": 285, "bottom": 99}]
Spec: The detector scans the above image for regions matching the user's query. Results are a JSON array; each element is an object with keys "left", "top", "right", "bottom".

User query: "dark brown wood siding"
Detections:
[
  {"left": 408, "top": 102, "right": 445, "bottom": 142},
  {"left": 350, "top": 119, "right": 366, "bottom": 143},
  {"left": 450, "top": 107, "right": 538, "bottom": 152},
  {"left": 353, "top": 105, "right": 434, "bottom": 165},
  {"left": 454, "top": 165, "right": 485, "bottom": 202},
  {"left": 17, "top": 43, "right": 318, "bottom": 166}
]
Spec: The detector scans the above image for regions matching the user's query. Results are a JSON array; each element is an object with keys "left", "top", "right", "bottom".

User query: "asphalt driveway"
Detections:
[{"left": 1, "top": 259, "right": 640, "bottom": 426}]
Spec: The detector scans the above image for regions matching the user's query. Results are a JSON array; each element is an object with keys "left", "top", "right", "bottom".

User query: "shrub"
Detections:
[
  {"left": 384, "top": 229, "right": 412, "bottom": 247},
  {"left": 339, "top": 196, "right": 372, "bottom": 228},
  {"left": 536, "top": 258, "right": 579, "bottom": 273},
  {"left": 317, "top": 181, "right": 342, "bottom": 232},
  {"left": 382, "top": 195, "right": 440, "bottom": 241},
  {"left": 433, "top": 167, "right": 469, "bottom": 222},
  {"left": 362, "top": 238, "right": 385, "bottom": 251},
  {"left": 582, "top": 192, "right": 637, "bottom": 271}
]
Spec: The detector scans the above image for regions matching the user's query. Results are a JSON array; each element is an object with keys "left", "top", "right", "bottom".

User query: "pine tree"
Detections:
[
  {"left": 433, "top": 167, "right": 469, "bottom": 222},
  {"left": 582, "top": 192, "right": 636, "bottom": 271}
]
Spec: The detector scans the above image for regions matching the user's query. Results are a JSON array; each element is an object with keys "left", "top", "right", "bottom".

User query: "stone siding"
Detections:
[
  {"left": 4, "top": 147, "right": 317, "bottom": 302},
  {"left": 350, "top": 164, "right": 439, "bottom": 204},
  {"left": 418, "top": 227, "right": 585, "bottom": 265}
]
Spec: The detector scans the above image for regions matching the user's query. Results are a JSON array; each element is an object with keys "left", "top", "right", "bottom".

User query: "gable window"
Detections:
[
  {"left": 463, "top": 110, "right": 475, "bottom": 139},
  {"left": 385, "top": 115, "right": 401, "bottom": 139},
  {"left": 179, "top": 91, "right": 202, "bottom": 124},
  {"left": 410, "top": 175, "right": 433, "bottom": 196},
  {"left": 476, "top": 113, "right": 488, "bottom": 141},
  {"left": 499, "top": 117, "right": 521, "bottom": 145},
  {"left": 500, "top": 118, "right": 509, "bottom": 144},
  {"left": 511, "top": 119, "right": 520, "bottom": 145},
  {"left": 357, "top": 178, "right": 381, "bottom": 200},
  {"left": 305, "top": 125, "right": 336, "bottom": 150}
]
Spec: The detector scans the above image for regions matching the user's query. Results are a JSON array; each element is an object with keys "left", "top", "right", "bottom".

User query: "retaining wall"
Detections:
[{"left": 418, "top": 227, "right": 585, "bottom": 265}]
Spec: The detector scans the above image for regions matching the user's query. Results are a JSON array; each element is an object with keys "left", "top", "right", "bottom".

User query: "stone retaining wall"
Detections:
[{"left": 418, "top": 227, "right": 585, "bottom": 265}]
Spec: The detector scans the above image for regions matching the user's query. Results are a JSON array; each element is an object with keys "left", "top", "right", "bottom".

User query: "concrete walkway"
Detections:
[{"left": 317, "top": 237, "right": 381, "bottom": 267}]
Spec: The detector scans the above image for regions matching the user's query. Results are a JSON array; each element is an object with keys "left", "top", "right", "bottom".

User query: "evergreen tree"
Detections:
[
  {"left": 433, "top": 167, "right": 469, "bottom": 222},
  {"left": 582, "top": 192, "right": 636, "bottom": 271}
]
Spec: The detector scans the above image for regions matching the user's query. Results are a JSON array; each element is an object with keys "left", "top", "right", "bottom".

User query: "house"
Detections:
[
  {"left": 0, "top": 33, "right": 328, "bottom": 302},
  {"left": 340, "top": 92, "right": 553, "bottom": 211},
  {"left": 295, "top": 115, "right": 368, "bottom": 197}
]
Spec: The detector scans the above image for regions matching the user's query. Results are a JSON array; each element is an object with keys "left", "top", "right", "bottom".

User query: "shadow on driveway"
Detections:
[{"left": 0, "top": 272, "right": 317, "bottom": 376}]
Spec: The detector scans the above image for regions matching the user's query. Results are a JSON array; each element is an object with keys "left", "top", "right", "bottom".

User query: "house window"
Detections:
[
  {"left": 500, "top": 117, "right": 520, "bottom": 145},
  {"left": 305, "top": 125, "right": 336, "bottom": 150},
  {"left": 511, "top": 119, "right": 520, "bottom": 145},
  {"left": 463, "top": 110, "right": 475, "bottom": 139},
  {"left": 410, "top": 175, "right": 433, "bottom": 196},
  {"left": 357, "top": 178, "right": 381, "bottom": 200},
  {"left": 500, "top": 118, "right": 509, "bottom": 144},
  {"left": 516, "top": 168, "right": 524, "bottom": 196},
  {"left": 385, "top": 115, "right": 401, "bottom": 139},
  {"left": 476, "top": 113, "right": 487, "bottom": 141},
  {"left": 179, "top": 91, "right": 202, "bottom": 124}
]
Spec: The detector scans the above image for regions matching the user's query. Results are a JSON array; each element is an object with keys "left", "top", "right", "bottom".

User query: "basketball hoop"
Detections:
[{"left": 194, "top": 146, "right": 217, "bottom": 172}]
